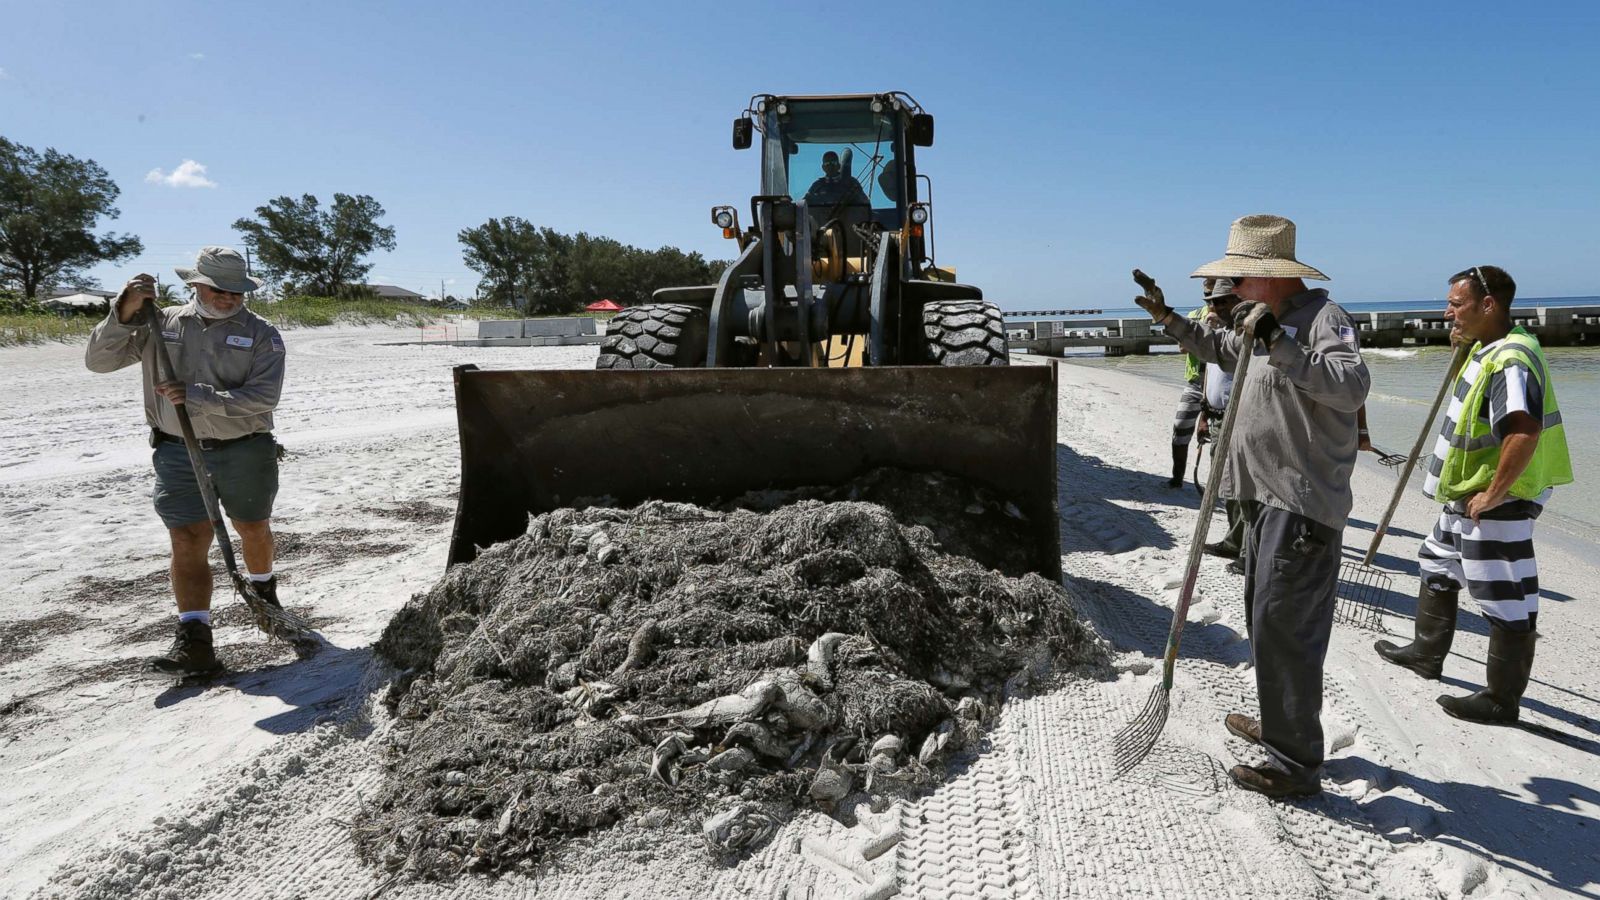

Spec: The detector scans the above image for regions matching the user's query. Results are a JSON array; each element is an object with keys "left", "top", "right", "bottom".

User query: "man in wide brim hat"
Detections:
[
  {"left": 1133, "top": 214, "right": 1370, "bottom": 799},
  {"left": 84, "top": 246, "right": 290, "bottom": 677},
  {"left": 174, "top": 245, "right": 263, "bottom": 296}
]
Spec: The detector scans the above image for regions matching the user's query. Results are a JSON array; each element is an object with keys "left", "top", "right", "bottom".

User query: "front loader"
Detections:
[{"left": 448, "top": 92, "right": 1060, "bottom": 577}]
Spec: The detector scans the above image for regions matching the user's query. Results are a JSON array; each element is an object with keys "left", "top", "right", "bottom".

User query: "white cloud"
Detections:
[
  {"left": 0, "top": 67, "right": 10, "bottom": 79},
  {"left": 188, "top": 52, "right": 205, "bottom": 61},
  {"left": 145, "top": 159, "right": 217, "bottom": 189}
]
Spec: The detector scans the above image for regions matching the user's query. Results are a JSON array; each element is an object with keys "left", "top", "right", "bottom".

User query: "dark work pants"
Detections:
[{"left": 1242, "top": 503, "right": 1342, "bottom": 774}]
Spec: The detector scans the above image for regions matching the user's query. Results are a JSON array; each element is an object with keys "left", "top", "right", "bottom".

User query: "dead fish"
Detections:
[
  {"left": 562, "top": 680, "right": 621, "bottom": 717},
  {"left": 705, "top": 746, "right": 755, "bottom": 772},
  {"left": 650, "top": 731, "right": 694, "bottom": 786},
  {"left": 724, "top": 721, "right": 789, "bottom": 759},
  {"left": 868, "top": 734, "right": 903, "bottom": 773},
  {"left": 771, "top": 670, "right": 833, "bottom": 731},
  {"left": 808, "top": 759, "right": 854, "bottom": 804},
  {"left": 806, "top": 632, "right": 850, "bottom": 687},
  {"left": 609, "top": 619, "right": 660, "bottom": 680},
  {"left": 645, "top": 680, "right": 779, "bottom": 727},
  {"left": 918, "top": 719, "right": 957, "bottom": 764},
  {"left": 701, "top": 802, "right": 780, "bottom": 855}
]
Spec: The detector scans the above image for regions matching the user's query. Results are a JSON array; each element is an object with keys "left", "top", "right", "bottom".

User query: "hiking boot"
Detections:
[
  {"left": 1438, "top": 625, "right": 1536, "bottom": 724},
  {"left": 1375, "top": 583, "right": 1458, "bottom": 679},
  {"left": 1227, "top": 558, "right": 1245, "bottom": 576},
  {"left": 1168, "top": 444, "right": 1188, "bottom": 489},
  {"left": 1204, "top": 540, "right": 1241, "bottom": 560},
  {"left": 1229, "top": 763, "right": 1321, "bottom": 798},
  {"left": 1224, "top": 713, "right": 1261, "bottom": 744},
  {"left": 151, "top": 620, "right": 222, "bottom": 676},
  {"left": 253, "top": 576, "right": 282, "bottom": 609}
]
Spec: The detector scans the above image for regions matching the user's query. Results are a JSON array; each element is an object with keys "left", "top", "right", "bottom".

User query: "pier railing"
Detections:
[{"left": 1004, "top": 306, "right": 1600, "bottom": 356}]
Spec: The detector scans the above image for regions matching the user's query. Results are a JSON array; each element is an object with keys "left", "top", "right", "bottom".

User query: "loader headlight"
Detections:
[
  {"left": 909, "top": 204, "right": 930, "bottom": 225},
  {"left": 713, "top": 209, "right": 735, "bottom": 230}
]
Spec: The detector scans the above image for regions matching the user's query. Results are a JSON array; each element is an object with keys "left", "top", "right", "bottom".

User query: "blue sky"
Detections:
[{"left": 4, "top": 0, "right": 1598, "bottom": 308}]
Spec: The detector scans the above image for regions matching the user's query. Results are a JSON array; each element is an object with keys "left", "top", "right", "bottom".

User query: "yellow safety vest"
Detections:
[{"left": 1435, "top": 328, "right": 1574, "bottom": 502}]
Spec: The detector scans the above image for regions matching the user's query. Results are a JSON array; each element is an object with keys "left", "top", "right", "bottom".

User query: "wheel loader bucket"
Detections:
[{"left": 447, "top": 365, "right": 1061, "bottom": 579}]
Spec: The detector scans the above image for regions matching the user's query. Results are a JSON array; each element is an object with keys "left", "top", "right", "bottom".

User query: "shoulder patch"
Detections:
[
  {"left": 1339, "top": 325, "right": 1357, "bottom": 344},
  {"left": 269, "top": 336, "right": 284, "bottom": 352}
]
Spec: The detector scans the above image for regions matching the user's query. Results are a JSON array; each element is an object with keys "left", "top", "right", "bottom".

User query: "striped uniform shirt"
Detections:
[
  {"left": 1421, "top": 337, "right": 1551, "bottom": 510},
  {"left": 1416, "top": 335, "right": 1551, "bottom": 626}
]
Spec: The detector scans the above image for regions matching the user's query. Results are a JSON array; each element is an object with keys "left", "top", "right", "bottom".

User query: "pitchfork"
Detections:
[
  {"left": 1334, "top": 342, "right": 1471, "bottom": 630},
  {"left": 1114, "top": 279, "right": 1256, "bottom": 777}
]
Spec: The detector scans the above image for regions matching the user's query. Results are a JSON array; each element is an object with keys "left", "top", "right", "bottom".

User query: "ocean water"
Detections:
[{"left": 1064, "top": 343, "right": 1600, "bottom": 532}]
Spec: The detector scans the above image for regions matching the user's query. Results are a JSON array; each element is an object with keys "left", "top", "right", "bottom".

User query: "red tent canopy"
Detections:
[{"left": 585, "top": 299, "right": 623, "bottom": 311}]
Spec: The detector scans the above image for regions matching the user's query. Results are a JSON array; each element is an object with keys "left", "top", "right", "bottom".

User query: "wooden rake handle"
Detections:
[
  {"left": 1362, "top": 342, "right": 1472, "bottom": 566},
  {"left": 1161, "top": 323, "right": 1257, "bottom": 688}
]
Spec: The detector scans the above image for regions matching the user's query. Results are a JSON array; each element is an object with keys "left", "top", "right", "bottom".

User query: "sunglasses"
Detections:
[{"left": 1473, "top": 266, "right": 1493, "bottom": 298}]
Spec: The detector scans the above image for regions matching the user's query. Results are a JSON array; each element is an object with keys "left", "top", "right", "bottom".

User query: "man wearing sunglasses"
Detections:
[
  {"left": 86, "top": 246, "right": 288, "bottom": 676},
  {"left": 1375, "top": 265, "right": 1572, "bottom": 725}
]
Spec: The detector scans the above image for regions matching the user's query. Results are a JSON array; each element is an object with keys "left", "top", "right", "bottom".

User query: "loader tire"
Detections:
[
  {"left": 922, "top": 299, "right": 1009, "bottom": 366},
  {"left": 596, "top": 304, "right": 708, "bottom": 369}
]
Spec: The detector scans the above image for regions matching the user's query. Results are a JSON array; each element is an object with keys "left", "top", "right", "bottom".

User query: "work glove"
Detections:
[
  {"left": 1131, "top": 269, "right": 1173, "bottom": 323},
  {"left": 1232, "top": 301, "right": 1282, "bottom": 348}
]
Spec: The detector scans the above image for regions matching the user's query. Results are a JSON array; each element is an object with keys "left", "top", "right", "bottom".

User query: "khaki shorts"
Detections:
[{"left": 151, "top": 433, "right": 279, "bottom": 528}]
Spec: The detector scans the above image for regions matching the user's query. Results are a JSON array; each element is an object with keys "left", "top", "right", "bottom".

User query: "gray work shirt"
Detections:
[
  {"left": 1164, "top": 289, "right": 1370, "bottom": 531},
  {"left": 84, "top": 300, "right": 287, "bottom": 441}
]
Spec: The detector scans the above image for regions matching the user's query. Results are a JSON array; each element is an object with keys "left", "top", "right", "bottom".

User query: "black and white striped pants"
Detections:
[
  {"left": 1172, "top": 379, "right": 1204, "bottom": 446},
  {"left": 1417, "top": 500, "right": 1542, "bottom": 630}
]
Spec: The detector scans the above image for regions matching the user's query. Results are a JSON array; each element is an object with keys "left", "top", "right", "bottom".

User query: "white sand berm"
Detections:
[{"left": 1, "top": 327, "right": 1596, "bottom": 898}]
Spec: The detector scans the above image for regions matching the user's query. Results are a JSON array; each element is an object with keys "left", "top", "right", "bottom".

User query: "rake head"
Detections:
[
  {"left": 1113, "top": 681, "right": 1171, "bottom": 777},
  {"left": 231, "top": 573, "right": 322, "bottom": 657},
  {"left": 1335, "top": 561, "right": 1394, "bottom": 631}
]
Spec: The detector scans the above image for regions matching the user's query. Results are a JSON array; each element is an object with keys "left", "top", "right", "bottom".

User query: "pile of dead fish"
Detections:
[{"left": 356, "top": 470, "right": 1107, "bottom": 880}]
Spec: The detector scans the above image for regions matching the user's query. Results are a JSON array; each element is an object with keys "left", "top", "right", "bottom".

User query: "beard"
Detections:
[{"left": 193, "top": 295, "right": 243, "bottom": 319}]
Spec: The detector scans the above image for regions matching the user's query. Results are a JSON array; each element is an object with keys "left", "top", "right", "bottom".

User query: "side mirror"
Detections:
[
  {"left": 732, "top": 117, "right": 753, "bottom": 150},
  {"left": 910, "top": 113, "right": 935, "bottom": 147}
]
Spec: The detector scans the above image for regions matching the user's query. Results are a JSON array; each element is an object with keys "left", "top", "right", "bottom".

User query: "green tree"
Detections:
[
  {"left": 458, "top": 216, "right": 540, "bottom": 309},
  {"left": 0, "top": 137, "right": 142, "bottom": 300},
  {"left": 459, "top": 217, "right": 728, "bottom": 313},
  {"left": 232, "top": 193, "right": 396, "bottom": 296}
]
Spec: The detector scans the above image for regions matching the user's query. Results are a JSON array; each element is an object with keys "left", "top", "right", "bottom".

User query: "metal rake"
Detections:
[
  {"left": 1336, "top": 343, "right": 1470, "bottom": 632},
  {"left": 1114, "top": 289, "right": 1256, "bottom": 777}
]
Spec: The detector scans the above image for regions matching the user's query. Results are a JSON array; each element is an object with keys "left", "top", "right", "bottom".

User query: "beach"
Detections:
[{"left": 2, "top": 327, "right": 1598, "bottom": 899}]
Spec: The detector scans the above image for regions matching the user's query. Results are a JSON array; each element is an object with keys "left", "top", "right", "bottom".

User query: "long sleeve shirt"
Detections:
[
  {"left": 84, "top": 300, "right": 286, "bottom": 441},
  {"left": 1164, "top": 289, "right": 1370, "bottom": 531}
]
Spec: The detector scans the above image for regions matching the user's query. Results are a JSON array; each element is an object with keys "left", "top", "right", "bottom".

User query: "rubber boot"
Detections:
[
  {"left": 1374, "top": 583, "right": 1458, "bottom": 679},
  {"left": 1438, "top": 625, "right": 1536, "bottom": 724},
  {"left": 1168, "top": 443, "right": 1187, "bottom": 488},
  {"left": 151, "top": 620, "right": 222, "bottom": 676},
  {"left": 254, "top": 576, "right": 282, "bottom": 609}
]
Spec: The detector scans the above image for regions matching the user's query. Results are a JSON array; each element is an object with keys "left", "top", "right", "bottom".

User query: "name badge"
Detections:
[
  {"left": 225, "top": 335, "right": 254, "bottom": 349},
  {"left": 161, "top": 330, "right": 180, "bottom": 341}
]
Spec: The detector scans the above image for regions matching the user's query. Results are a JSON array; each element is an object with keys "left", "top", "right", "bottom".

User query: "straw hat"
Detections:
[
  {"left": 175, "top": 246, "right": 262, "bottom": 293},
  {"left": 1190, "top": 215, "right": 1328, "bottom": 281}
]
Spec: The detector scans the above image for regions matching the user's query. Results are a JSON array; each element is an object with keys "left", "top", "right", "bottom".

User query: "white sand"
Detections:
[{"left": 1, "top": 330, "right": 1596, "bottom": 899}]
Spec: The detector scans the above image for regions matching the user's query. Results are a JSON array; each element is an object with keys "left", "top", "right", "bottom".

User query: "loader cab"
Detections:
[{"left": 746, "top": 94, "right": 926, "bottom": 261}]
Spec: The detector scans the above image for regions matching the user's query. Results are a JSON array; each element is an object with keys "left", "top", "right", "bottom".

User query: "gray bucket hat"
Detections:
[
  {"left": 175, "top": 246, "right": 262, "bottom": 293},
  {"left": 1190, "top": 214, "right": 1329, "bottom": 281},
  {"left": 1203, "top": 277, "right": 1238, "bottom": 302}
]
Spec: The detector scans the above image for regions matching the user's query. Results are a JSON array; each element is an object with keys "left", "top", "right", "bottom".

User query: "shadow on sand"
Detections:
[
  {"left": 154, "top": 644, "right": 374, "bottom": 735},
  {"left": 1310, "top": 755, "right": 1600, "bottom": 898}
]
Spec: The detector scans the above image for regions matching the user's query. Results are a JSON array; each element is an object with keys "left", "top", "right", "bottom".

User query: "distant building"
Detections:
[
  {"left": 362, "top": 284, "right": 426, "bottom": 301},
  {"left": 43, "top": 288, "right": 115, "bottom": 314}
]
